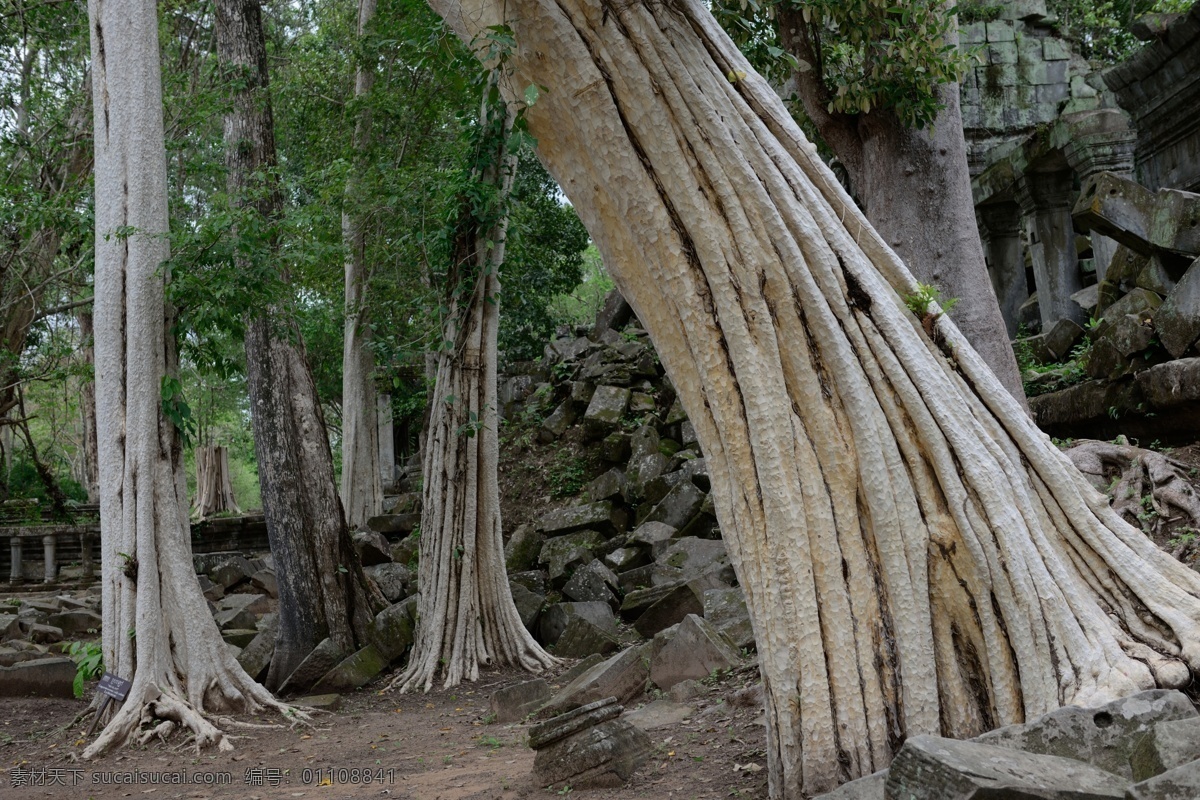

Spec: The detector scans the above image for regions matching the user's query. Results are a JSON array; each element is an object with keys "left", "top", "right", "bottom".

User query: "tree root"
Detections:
[{"left": 1066, "top": 438, "right": 1200, "bottom": 547}]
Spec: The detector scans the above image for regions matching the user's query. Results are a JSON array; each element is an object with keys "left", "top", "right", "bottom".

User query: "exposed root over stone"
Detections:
[{"left": 1067, "top": 438, "right": 1200, "bottom": 541}]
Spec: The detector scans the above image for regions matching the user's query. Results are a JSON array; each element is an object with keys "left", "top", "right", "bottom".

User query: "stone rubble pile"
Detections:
[{"left": 818, "top": 690, "right": 1200, "bottom": 800}]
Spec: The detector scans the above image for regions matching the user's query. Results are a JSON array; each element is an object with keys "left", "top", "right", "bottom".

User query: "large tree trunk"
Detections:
[
  {"left": 340, "top": 0, "right": 384, "bottom": 531},
  {"left": 78, "top": 311, "right": 99, "bottom": 504},
  {"left": 776, "top": 11, "right": 1027, "bottom": 408},
  {"left": 192, "top": 446, "right": 240, "bottom": 518},
  {"left": 85, "top": 0, "right": 291, "bottom": 757},
  {"left": 388, "top": 89, "right": 556, "bottom": 692},
  {"left": 215, "top": 0, "right": 382, "bottom": 690},
  {"left": 429, "top": 0, "right": 1200, "bottom": 795}
]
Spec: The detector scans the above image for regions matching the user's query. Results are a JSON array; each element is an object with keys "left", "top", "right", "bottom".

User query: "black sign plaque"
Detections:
[{"left": 97, "top": 672, "right": 131, "bottom": 701}]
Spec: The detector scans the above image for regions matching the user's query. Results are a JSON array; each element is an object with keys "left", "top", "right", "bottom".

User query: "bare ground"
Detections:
[{"left": 0, "top": 659, "right": 769, "bottom": 800}]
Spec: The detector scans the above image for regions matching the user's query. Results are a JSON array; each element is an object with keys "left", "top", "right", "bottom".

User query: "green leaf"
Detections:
[{"left": 524, "top": 84, "right": 539, "bottom": 106}]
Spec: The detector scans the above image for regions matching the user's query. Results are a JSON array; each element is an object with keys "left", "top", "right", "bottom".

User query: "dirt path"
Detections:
[{"left": 1, "top": 662, "right": 769, "bottom": 800}]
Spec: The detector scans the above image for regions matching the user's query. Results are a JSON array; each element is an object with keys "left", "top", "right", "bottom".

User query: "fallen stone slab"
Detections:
[
  {"left": 977, "top": 689, "right": 1197, "bottom": 780},
  {"left": 812, "top": 770, "right": 885, "bottom": 800},
  {"left": 250, "top": 569, "right": 278, "bottom": 598},
  {"left": 0, "top": 657, "right": 76, "bottom": 698},
  {"left": 210, "top": 556, "right": 256, "bottom": 590},
  {"left": 366, "top": 513, "right": 421, "bottom": 536},
  {"left": 642, "top": 481, "right": 705, "bottom": 531},
  {"left": 541, "top": 645, "right": 650, "bottom": 717},
  {"left": 45, "top": 609, "right": 102, "bottom": 636},
  {"left": 193, "top": 551, "right": 242, "bottom": 576},
  {"left": 531, "top": 698, "right": 652, "bottom": 790},
  {"left": 222, "top": 629, "right": 259, "bottom": 648},
  {"left": 504, "top": 525, "right": 544, "bottom": 573},
  {"left": 626, "top": 699, "right": 694, "bottom": 731},
  {"left": 509, "top": 581, "right": 544, "bottom": 632},
  {"left": 352, "top": 530, "right": 393, "bottom": 566},
  {"left": 1131, "top": 717, "right": 1200, "bottom": 781},
  {"left": 365, "top": 562, "right": 412, "bottom": 604},
  {"left": 702, "top": 587, "right": 755, "bottom": 650},
  {"left": 1073, "top": 172, "right": 1200, "bottom": 259},
  {"left": 1156, "top": 257, "right": 1200, "bottom": 357},
  {"left": 279, "top": 638, "right": 345, "bottom": 695},
  {"left": 236, "top": 612, "right": 279, "bottom": 683},
  {"left": 1126, "top": 758, "right": 1200, "bottom": 800},
  {"left": 538, "top": 601, "right": 617, "bottom": 646},
  {"left": 536, "top": 502, "right": 618, "bottom": 538},
  {"left": 649, "top": 614, "right": 739, "bottom": 691},
  {"left": 886, "top": 735, "right": 1127, "bottom": 800},
  {"left": 584, "top": 385, "right": 631, "bottom": 426},
  {"left": 562, "top": 559, "right": 620, "bottom": 607},
  {"left": 294, "top": 693, "right": 341, "bottom": 712},
  {"left": 311, "top": 644, "right": 387, "bottom": 694},
  {"left": 539, "top": 530, "right": 606, "bottom": 585},
  {"left": 214, "top": 607, "right": 257, "bottom": 632},
  {"left": 490, "top": 678, "right": 552, "bottom": 723},
  {"left": 368, "top": 596, "right": 417, "bottom": 663},
  {"left": 554, "top": 616, "right": 620, "bottom": 659}
]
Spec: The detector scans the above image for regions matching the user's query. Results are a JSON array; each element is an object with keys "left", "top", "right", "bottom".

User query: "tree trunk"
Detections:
[
  {"left": 192, "top": 446, "right": 240, "bottom": 518},
  {"left": 776, "top": 11, "right": 1027, "bottom": 408},
  {"left": 215, "top": 0, "right": 383, "bottom": 690},
  {"left": 341, "top": 0, "right": 384, "bottom": 531},
  {"left": 78, "top": 311, "right": 99, "bottom": 504},
  {"left": 428, "top": 0, "right": 1200, "bottom": 795},
  {"left": 388, "top": 88, "right": 556, "bottom": 692},
  {"left": 85, "top": 0, "right": 291, "bottom": 757}
]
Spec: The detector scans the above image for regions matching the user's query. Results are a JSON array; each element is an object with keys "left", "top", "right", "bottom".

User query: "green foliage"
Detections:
[
  {"left": 958, "top": 1, "right": 1004, "bottom": 23},
  {"left": 548, "top": 451, "right": 588, "bottom": 499},
  {"left": 60, "top": 640, "right": 104, "bottom": 699},
  {"left": 903, "top": 282, "right": 958, "bottom": 317},
  {"left": 1046, "top": 0, "right": 1194, "bottom": 61}
]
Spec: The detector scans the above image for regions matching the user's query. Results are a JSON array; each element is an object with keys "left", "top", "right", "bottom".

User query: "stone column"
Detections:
[
  {"left": 978, "top": 202, "right": 1027, "bottom": 338},
  {"left": 377, "top": 392, "right": 395, "bottom": 490},
  {"left": 80, "top": 531, "right": 95, "bottom": 584},
  {"left": 42, "top": 534, "right": 56, "bottom": 583},
  {"left": 1017, "top": 171, "right": 1085, "bottom": 328},
  {"left": 1064, "top": 129, "right": 1136, "bottom": 284},
  {"left": 9, "top": 536, "right": 21, "bottom": 584}
]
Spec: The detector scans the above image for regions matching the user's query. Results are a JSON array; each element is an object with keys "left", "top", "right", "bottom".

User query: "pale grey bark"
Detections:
[
  {"left": 425, "top": 0, "right": 1200, "bottom": 796},
  {"left": 85, "top": 0, "right": 292, "bottom": 757},
  {"left": 388, "top": 88, "right": 556, "bottom": 692},
  {"left": 341, "top": 0, "right": 384, "bottom": 530}
]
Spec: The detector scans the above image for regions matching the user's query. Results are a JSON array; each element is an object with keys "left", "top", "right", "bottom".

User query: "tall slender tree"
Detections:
[
  {"left": 341, "top": 0, "right": 384, "bottom": 530},
  {"left": 214, "top": 0, "right": 383, "bottom": 690},
  {"left": 425, "top": 0, "right": 1200, "bottom": 795},
  {"left": 85, "top": 0, "right": 292, "bottom": 756},
  {"left": 389, "top": 74, "right": 556, "bottom": 692}
]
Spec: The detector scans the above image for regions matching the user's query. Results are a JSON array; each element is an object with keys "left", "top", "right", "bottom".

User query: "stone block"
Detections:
[
  {"left": 591, "top": 289, "right": 633, "bottom": 338},
  {"left": 280, "top": 638, "right": 345, "bottom": 695},
  {"left": 1072, "top": 284, "right": 1100, "bottom": 315},
  {"left": 554, "top": 616, "right": 620, "bottom": 659},
  {"left": 236, "top": 612, "right": 279, "bottom": 682},
  {"left": 491, "top": 678, "right": 552, "bottom": 723},
  {"left": 600, "top": 432, "right": 631, "bottom": 462},
  {"left": 985, "top": 21, "right": 1016, "bottom": 41},
  {"left": 1086, "top": 315, "right": 1157, "bottom": 380},
  {"left": 702, "top": 587, "right": 755, "bottom": 650},
  {"left": 541, "top": 645, "right": 651, "bottom": 717},
  {"left": 1156, "top": 257, "right": 1200, "bottom": 357},
  {"left": 1127, "top": 758, "right": 1200, "bottom": 799},
  {"left": 1074, "top": 172, "right": 1200, "bottom": 258},
  {"left": 643, "top": 481, "right": 705, "bottom": 531},
  {"left": 352, "top": 530, "right": 392, "bottom": 566},
  {"left": 584, "top": 469, "right": 627, "bottom": 503},
  {"left": 813, "top": 771, "right": 885, "bottom": 799},
  {"left": 1043, "top": 318, "right": 1085, "bottom": 360},
  {"left": 504, "top": 524, "right": 544, "bottom": 573},
  {"left": 1136, "top": 255, "right": 1177, "bottom": 296},
  {"left": 368, "top": 596, "right": 417, "bottom": 663},
  {"left": 536, "top": 502, "right": 617, "bottom": 537},
  {"left": 1043, "top": 36, "right": 1072, "bottom": 60},
  {"left": 654, "top": 537, "right": 728, "bottom": 581},
  {"left": 563, "top": 559, "right": 620, "bottom": 607},
  {"left": 538, "top": 601, "right": 617, "bottom": 646},
  {"left": 510, "top": 570, "right": 546, "bottom": 595},
  {"left": 584, "top": 385, "right": 631, "bottom": 425},
  {"left": 604, "top": 546, "right": 651, "bottom": 573},
  {"left": 0, "top": 657, "right": 76, "bottom": 698},
  {"left": 364, "top": 562, "right": 412, "bottom": 604},
  {"left": 1136, "top": 358, "right": 1200, "bottom": 409},
  {"left": 539, "top": 401, "right": 576, "bottom": 443},
  {"left": 539, "top": 530, "right": 606, "bottom": 584},
  {"left": 193, "top": 551, "right": 241, "bottom": 575},
  {"left": 222, "top": 629, "right": 259, "bottom": 648},
  {"left": 977, "top": 689, "right": 1197, "bottom": 780},
  {"left": 311, "top": 644, "right": 387, "bottom": 693},
  {"left": 626, "top": 699, "right": 695, "bottom": 732},
  {"left": 210, "top": 556, "right": 256, "bottom": 590},
  {"left": 960, "top": 22, "right": 985, "bottom": 43},
  {"left": 1130, "top": 717, "right": 1200, "bottom": 781},
  {"left": 649, "top": 614, "right": 739, "bottom": 691},
  {"left": 46, "top": 610, "right": 101, "bottom": 636},
  {"left": 250, "top": 569, "right": 278, "bottom": 598},
  {"left": 987, "top": 41, "right": 1019, "bottom": 65},
  {"left": 367, "top": 512, "right": 421, "bottom": 536},
  {"left": 509, "top": 581, "right": 544, "bottom": 632},
  {"left": 887, "top": 735, "right": 1127, "bottom": 799},
  {"left": 532, "top": 706, "right": 651, "bottom": 789},
  {"left": 214, "top": 607, "right": 257, "bottom": 632},
  {"left": 630, "top": 573, "right": 730, "bottom": 638},
  {"left": 294, "top": 693, "right": 341, "bottom": 711}
]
